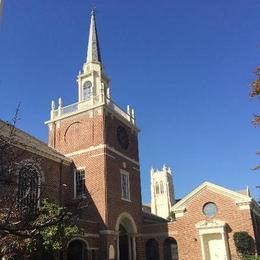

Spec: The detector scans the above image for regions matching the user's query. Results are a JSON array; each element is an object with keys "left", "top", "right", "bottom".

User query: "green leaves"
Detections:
[
  {"left": 0, "top": 199, "right": 79, "bottom": 259},
  {"left": 233, "top": 231, "right": 254, "bottom": 256}
]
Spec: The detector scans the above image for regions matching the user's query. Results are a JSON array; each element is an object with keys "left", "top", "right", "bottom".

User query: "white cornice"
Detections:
[{"left": 172, "top": 181, "right": 252, "bottom": 218}]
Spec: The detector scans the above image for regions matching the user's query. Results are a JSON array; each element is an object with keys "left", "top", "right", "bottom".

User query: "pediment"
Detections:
[{"left": 172, "top": 181, "right": 252, "bottom": 217}]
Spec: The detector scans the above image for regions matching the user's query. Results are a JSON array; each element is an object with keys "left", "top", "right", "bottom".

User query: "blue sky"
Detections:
[{"left": 0, "top": 0, "right": 260, "bottom": 203}]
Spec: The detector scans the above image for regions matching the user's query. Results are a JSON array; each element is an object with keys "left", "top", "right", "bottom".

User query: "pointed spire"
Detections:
[{"left": 86, "top": 9, "right": 102, "bottom": 63}]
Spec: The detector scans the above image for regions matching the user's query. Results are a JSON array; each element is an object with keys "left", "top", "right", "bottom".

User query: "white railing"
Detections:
[
  {"left": 61, "top": 102, "right": 78, "bottom": 115},
  {"left": 50, "top": 95, "right": 135, "bottom": 125}
]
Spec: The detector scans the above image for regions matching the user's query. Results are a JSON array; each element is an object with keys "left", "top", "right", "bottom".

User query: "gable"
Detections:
[{"left": 172, "top": 182, "right": 252, "bottom": 218}]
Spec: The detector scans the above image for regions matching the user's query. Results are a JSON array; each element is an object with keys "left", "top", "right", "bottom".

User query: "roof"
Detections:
[
  {"left": 172, "top": 181, "right": 260, "bottom": 218},
  {"left": 86, "top": 10, "right": 102, "bottom": 63},
  {"left": 142, "top": 211, "right": 168, "bottom": 224},
  {"left": 0, "top": 119, "right": 72, "bottom": 164},
  {"left": 172, "top": 181, "right": 252, "bottom": 211}
]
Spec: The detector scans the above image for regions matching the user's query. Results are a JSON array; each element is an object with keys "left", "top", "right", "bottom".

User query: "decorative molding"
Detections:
[
  {"left": 172, "top": 181, "right": 252, "bottom": 214},
  {"left": 195, "top": 219, "right": 226, "bottom": 235},
  {"left": 65, "top": 144, "right": 139, "bottom": 166},
  {"left": 173, "top": 207, "right": 186, "bottom": 218},
  {"left": 106, "top": 145, "right": 139, "bottom": 166},
  {"left": 90, "top": 152, "right": 116, "bottom": 160},
  {"left": 236, "top": 201, "right": 251, "bottom": 210},
  {"left": 64, "top": 144, "right": 105, "bottom": 157}
]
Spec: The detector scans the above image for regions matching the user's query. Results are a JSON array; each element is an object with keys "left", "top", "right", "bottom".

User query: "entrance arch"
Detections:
[
  {"left": 145, "top": 239, "right": 159, "bottom": 260},
  {"left": 164, "top": 237, "right": 179, "bottom": 260},
  {"left": 115, "top": 212, "right": 137, "bottom": 260},
  {"left": 67, "top": 239, "right": 88, "bottom": 260}
]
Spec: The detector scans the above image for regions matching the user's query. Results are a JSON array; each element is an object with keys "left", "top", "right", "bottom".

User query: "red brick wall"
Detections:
[
  {"left": 49, "top": 110, "right": 105, "bottom": 154},
  {"left": 49, "top": 107, "right": 143, "bottom": 233},
  {"left": 142, "top": 189, "right": 257, "bottom": 260}
]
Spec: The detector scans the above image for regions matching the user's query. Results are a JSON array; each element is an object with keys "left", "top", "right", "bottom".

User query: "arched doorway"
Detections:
[
  {"left": 164, "top": 237, "right": 179, "bottom": 260},
  {"left": 145, "top": 239, "right": 159, "bottom": 260},
  {"left": 67, "top": 239, "right": 88, "bottom": 260},
  {"left": 115, "top": 212, "right": 137, "bottom": 260},
  {"left": 119, "top": 224, "right": 130, "bottom": 259}
]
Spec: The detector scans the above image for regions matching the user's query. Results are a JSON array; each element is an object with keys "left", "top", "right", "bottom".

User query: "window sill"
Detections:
[{"left": 121, "top": 197, "right": 131, "bottom": 202}]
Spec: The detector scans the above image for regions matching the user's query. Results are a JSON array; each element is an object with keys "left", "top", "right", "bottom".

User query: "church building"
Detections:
[{"left": 1, "top": 10, "right": 260, "bottom": 260}]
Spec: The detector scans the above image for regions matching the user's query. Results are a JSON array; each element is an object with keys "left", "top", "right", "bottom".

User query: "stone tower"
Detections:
[
  {"left": 45, "top": 11, "right": 142, "bottom": 259},
  {"left": 151, "top": 165, "right": 175, "bottom": 219}
]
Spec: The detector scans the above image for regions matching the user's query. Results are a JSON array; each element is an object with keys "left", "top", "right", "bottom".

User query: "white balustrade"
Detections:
[{"left": 51, "top": 95, "right": 135, "bottom": 125}]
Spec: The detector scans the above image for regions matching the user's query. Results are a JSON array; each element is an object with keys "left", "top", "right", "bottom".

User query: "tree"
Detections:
[
  {"left": 233, "top": 231, "right": 254, "bottom": 258},
  {"left": 167, "top": 211, "right": 175, "bottom": 222},
  {"left": 250, "top": 67, "right": 260, "bottom": 125},
  {"left": 250, "top": 67, "right": 260, "bottom": 174},
  {"left": 0, "top": 108, "right": 79, "bottom": 259}
]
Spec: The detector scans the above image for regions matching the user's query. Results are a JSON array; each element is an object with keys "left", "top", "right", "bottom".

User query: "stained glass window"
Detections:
[{"left": 17, "top": 163, "right": 40, "bottom": 214}]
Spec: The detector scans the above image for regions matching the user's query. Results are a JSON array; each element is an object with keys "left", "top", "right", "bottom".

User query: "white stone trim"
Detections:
[
  {"left": 115, "top": 212, "right": 138, "bottom": 233},
  {"left": 172, "top": 181, "right": 252, "bottom": 218},
  {"left": 65, "top": 144, "right": 105, "bottom": 157},
  {"left": 195, "top": 220, "right": 226, "bottom": 235},
  {"left": 174, "top": 208, "right": 186, "bottom": 218},
  {"left": 90, "top": 152, "right": 116, "bottom": 159},
  {"left": 106, "top": 145, "right": 139, "bottom": 166},
  {"left": 196, "top": 220, "right": 230, "bottom": 260},
  {"left": 236, "top": 201, "right": 251, "bottom": 210},
  {"left": 65, "top": 144, "right": 139, "bottom": 166}
]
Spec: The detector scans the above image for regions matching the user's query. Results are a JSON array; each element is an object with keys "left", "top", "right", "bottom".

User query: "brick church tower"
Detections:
[{"left": 45, "top": 11, "right": 143, "bottom": 259}]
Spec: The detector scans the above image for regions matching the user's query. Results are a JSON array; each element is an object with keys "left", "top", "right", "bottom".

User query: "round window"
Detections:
[{"left": 203, "top": 202, "right": 217, "bottom": 217}]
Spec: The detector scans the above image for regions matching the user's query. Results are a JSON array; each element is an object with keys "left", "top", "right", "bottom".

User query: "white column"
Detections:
[
  {"left": 128, "top": 235, "right": 132, "bottom": 260},
  {"left": 132, "top": 235, "right": 136, "bottom": 260},
  {"left": 199, "top": 234, "right": 206, "bottom": 260}
]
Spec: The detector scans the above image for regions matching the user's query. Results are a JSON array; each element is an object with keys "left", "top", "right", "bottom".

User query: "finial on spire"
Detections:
[{"left": 91, "top": 7, "right": 96, "bottom": 16}]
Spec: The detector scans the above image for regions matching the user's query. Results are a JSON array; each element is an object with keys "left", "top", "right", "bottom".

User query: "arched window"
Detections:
[
  {"left": 67, "top": 240, "right": 88, "bottom": 260},
  {"left": 155, "top": 182, "right": 159, "bottom": 194},
  {"left": 146, "top": 239, "right": 159, "bottom": 260},
  {"left": 164, "top": 237, "right": 179, "bottom": 260},
  {"left": 160, "top": 181, "right": 164, "bottom": 194},
  {"left": 83, "top": 81, "right": 92, "bottom": 100},
  {"left": 17, "top": 163, "right": 41, "bottom": 214}
]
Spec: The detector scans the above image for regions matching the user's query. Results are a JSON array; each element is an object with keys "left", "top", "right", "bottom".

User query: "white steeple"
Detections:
[
  {"left": 77, "top": 10, "right": 109, "bottom": 103},
  {"left": 86, "top": 10, "right": 102, "bottom": 64},
  {"left": 45, "top": 10, "right": 137, "bottom": 129}
]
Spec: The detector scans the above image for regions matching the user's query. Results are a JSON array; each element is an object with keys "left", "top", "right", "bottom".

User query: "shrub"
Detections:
[{"left": 233, "top": 232, "right": 254, "bottom": 256}]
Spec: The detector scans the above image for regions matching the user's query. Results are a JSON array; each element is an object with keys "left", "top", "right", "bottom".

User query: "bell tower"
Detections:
[
  {"left": 45, "top": 10, "right": 142, "bottom": 259},
  {"left": 151, "top": 165, "right": 176, "bottom": 219}
]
